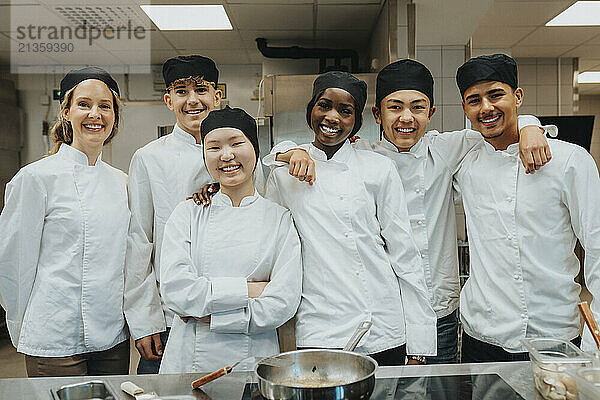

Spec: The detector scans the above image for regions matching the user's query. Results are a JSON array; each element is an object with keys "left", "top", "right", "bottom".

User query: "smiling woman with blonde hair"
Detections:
[{"left": 0, "top": 67, "right": 130, "bottom": 377}]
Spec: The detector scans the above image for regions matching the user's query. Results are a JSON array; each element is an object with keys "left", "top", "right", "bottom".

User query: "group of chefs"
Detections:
[{"left": 0, "top": 50, "right": 598, "bottom": 378}]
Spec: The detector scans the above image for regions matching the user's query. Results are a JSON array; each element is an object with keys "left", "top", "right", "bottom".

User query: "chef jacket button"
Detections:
[
  {"left": 507, "top": 235, "right": 512, "bottom": 241},
  {"left": 344, "top": 232, "right": 350, "bottom": 238},
  {"left": 514, "top": 274, "right": 519, "bottom": 280},
  {"left": 417, "top": 220, "right": 423, "bottom": 225},
  {"left": 355, "top": 271, "right": 360, "bottom": 276},
  {"left": 415, "top": 189, "right": 420, "bottom": 193},
  {"left": 507, "top": 197, "right": 513, "bottom": 202},
  {"left": 339, "top": 195, "right": 344, "bottom": 200}
]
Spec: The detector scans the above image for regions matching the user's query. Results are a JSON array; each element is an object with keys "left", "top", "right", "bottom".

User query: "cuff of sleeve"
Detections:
[
  {"left": 541, "top": 124, "right": 558, "bottom": 138},
  {"left": 125, "top": 307, "right": 167, "bottom": 341},
  {"left": 7, "top": 320, "right": 21, "bottom": 348},
  {"left": 517, "top": 115, "right": 541, "bottom": 130},
  {"left": 210, "top": 277, "right": 248, "bottom": 313},
  {"left": 262, "top": 141, "right": 302, "bottom": 167},
  {"left": 210, "top": 309, "right": 249, "bottom": 333},
  {"left": 405, "top": 323, "right": 437, "bottom": 357}
]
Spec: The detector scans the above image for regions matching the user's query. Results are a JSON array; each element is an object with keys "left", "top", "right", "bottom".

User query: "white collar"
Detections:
[
  {"left": 172, "top": 123, "right": 201, "bottom": 146},
  {"left": 57, "top": 144, "right": 102, "bottom": 166},
  {"left": 212, "top": 189, "right": 260, "bottom": 207},
  {"left": 308, "top": 139, "right": 353, "bottom": 163}
]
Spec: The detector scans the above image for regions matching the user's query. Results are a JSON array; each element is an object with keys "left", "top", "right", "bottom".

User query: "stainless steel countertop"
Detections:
[{"left": 0, "top": 361, "right": 537, "bottom": 399}]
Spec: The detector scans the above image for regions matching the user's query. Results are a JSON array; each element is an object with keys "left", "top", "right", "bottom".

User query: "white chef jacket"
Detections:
[
  {"left": 454, "top": 138, "right": 600, "bottom": 352},
  {"left": 353, "top": 115, "right": 546, "bottom": 319},
  {"left": 264, "top": 140, "right": 437, "bottom": 356},
  {"left": 158, "top": 191, "right": 301, "bottom": 373},
  {"left": 0, "top": 144, "right": 129, "bottom": 356},
  {"left": 124, "top": 123, "right": 266, "bottom": 340}
]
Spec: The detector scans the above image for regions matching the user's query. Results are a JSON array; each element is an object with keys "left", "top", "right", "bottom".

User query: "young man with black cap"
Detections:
[
  {"left": 158, "top": 106, "right": 301, "bottom": 373},
  {"left": 124, "top": 55, "right": 266, "bottom": 373},
  {"left": 454, "top": 54, "right": 600, "bottom": 362}
]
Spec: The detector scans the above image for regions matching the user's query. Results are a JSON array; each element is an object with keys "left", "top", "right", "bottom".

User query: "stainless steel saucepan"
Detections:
[{"left": 255, "top": 321, "right": 377, "bottom": 400}]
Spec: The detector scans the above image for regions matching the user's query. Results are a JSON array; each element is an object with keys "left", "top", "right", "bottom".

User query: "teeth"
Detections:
[
  {"left": 221, "top": 165, "right": 240, "bottom": 172},
  {"left": 321, "top": 125, "right": 340, "bottom": 134},
  {"left": 396, "top": 128, "right": 415, "bottom": 133},
  {"left": 83, "top": 124, "right": 102, "bottom": 130},
  {"left": 481, "top": 114, "right": 501, "bottom": 123},
  {"left": 185, "top": 110, "right": 202, "bottom": 114}
]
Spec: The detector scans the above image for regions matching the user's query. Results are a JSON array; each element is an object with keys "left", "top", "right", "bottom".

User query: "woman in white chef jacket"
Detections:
[
  {"left": 158, "top": 106, "right": 302, "bottom": 373},
  {"left": 0, "top": 67, "right": 130, "bottom": 377}
]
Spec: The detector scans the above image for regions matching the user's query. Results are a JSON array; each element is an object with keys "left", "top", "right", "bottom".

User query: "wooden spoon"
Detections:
[{"left": 578, "top": 301, "right": 600, "bottom": 349}]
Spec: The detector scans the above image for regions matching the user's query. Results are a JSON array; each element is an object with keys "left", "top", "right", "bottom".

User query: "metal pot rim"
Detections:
[{"left": 254, "top": 349, "right": 378, "bottom": 388}]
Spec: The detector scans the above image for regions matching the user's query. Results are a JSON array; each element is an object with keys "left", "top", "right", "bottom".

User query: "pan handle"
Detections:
[{"left": 343, "top": 321, "right": 372, "bottom": 351}]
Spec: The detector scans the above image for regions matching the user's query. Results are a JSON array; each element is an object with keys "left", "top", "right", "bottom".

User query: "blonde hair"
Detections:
[
  {"left": 166, "top": 76, "right": 216, "bottom": 92},
  {"left": 49, "top": 84, "right": 121, "bottom": 155}
]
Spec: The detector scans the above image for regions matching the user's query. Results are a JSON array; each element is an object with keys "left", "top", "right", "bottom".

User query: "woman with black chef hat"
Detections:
[{"left": 0, "top": 67, "right": 130, "bottom": 377}]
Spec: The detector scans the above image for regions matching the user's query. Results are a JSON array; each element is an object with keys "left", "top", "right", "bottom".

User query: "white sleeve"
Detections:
[
  {"left": 0, "top": 170, "right": 46, "bottom": 348},
  {"left": 253, "top": 158, "right": 267, "bottom": 196},
  {"left": 124, "top": 151, "right": 166, "bottom": 340},
  {"left": 562, "top": 148, "right": 600, "bottom": 352},
  {"left": 159, "top": 202, "right": 249, "bottom": 317},
  {"left": 376, "top": 162, "right": 437, "bottom": 356},
  {"left": 433, "top": 115, "right": 547, "bottom": 173},
  {"left": 262, "top": 140, "right": 302, "bottom": 168},
  {"left": 210, "top": 211, "right": 302, "bottom": 334},
  {"left": 265, "top": 169, "right": 288, "bottom": 209}
]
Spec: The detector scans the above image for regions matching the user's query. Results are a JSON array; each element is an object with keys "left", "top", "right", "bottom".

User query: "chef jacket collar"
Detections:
[
  {"left": 57, "top": 143, "right": 103, "bottom": 166},
  {"left": 172, "top": 123, "right": 201, "bottom": 146},
  {"left": 308, "top": 139, "right": 353, "bottom": 163},
  {"left": 482, "top": 139, "right": 519, "bottom": 156},
  {"left": 212, "top": 189, "right": 260, "bottom": 207},
  {"left": 380, "top": 134, "right": 427, "bottom": 158}
]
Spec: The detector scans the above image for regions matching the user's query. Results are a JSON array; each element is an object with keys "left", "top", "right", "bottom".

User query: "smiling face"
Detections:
[
  {"left": 373, "top": 90, "right": 435, "bottom": 152},
  {"left": 462, "top": 80, "right": 523, "bottom": 146},
  {"left": 310, "top": 88, "right": 356, "bottom": 157},
  {"left": 64, "top": 79, "right": 115, "bottom": 153},
  {"left": 204, "top": 127, "right": 257, "bottom": 191},
  {"left": 164, "top": 79, "right": 222, "bottom": 136}
]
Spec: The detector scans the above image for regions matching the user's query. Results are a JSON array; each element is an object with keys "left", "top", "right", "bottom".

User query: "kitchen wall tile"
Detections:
[
  {"left": 442, "top": 77, "right": 461, "bottom": 105},
  {"left": 442, "top": 105, "right": 465, "bottom": 132},
  {"left": 536, "top": 63, "right": 557, "bottom": 85},
  {"left": 519, "top": 64, "right": 537, "bottom": 85},
  {"left": 521, "top": 85, "right": 537, "bottom": 106},
  {"left": 537, "top": 84, "right": 558, "bottom": 105},
  {"left": 417, "top": 47, "right": 442, "bottom": 78},
  {"left": 442, "top": 47, "right": 465, "bottom": 78}
]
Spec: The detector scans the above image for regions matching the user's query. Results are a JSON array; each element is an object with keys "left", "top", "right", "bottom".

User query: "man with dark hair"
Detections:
[{"left": 455, "top": 54, "right": 600, "bottom": 362}]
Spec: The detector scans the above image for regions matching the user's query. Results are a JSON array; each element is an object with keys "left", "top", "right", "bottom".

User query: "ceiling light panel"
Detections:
[
  {"left": 578, "top": 71, "right": 600, "bottom": 83},
  {"left": 546, "top": 1, "right": 600, "bottom": 26},
  {"left": 140, "top": 5, "right": 233, "bottom": 30}
]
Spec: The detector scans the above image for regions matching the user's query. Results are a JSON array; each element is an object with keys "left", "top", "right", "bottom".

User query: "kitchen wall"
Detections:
[{"left": 514, "top": 58, "right": 574, "bottom": 118}]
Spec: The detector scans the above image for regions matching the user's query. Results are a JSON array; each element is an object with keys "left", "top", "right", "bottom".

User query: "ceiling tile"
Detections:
[
  {"left": 579, "top": 59, "right": 600, "bottom": 72},
  {"left": 516, "top": 26, "right": 600, "bottom": 47},
  {"left": 317, "top": 4, "right": 379, "bottom": 30},
  {"left": 511, "top": 45, "right": 574, "bottom": 58},
  {"left": 561, "top": 45, "right": 600, "bottom": 58},
  {"left": 472, "top": 26, "right": 536, "bottom": 48},
  {"left": 150, "top": 30, "right": 175, "bottom": 51},
  {"left": 477, "top": 1, "right": 572, "bottom": 27},
  {"left": 163, "top": 30, "right": 244, "bottom": 50},
  {"left": 228, "top": 4, "right": 313, "bottom": 31}
]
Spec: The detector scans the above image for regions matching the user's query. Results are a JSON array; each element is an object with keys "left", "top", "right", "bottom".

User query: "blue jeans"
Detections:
[
  {"left": 136, "top": 328, "right": 170, "bottom": 374},
  {"left": 427, "top": 310, "right": 458, "bottom": 364}
]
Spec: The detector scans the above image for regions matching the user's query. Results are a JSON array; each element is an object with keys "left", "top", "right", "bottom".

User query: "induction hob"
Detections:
[{"left": 241, "top": 373, "right": 525, "bottom": 399}]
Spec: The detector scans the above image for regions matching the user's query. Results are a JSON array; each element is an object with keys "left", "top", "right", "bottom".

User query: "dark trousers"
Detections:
[
  {"left": 461, "top": 332, "right": 582, "bottom": 363},
  {"left": 25, "top": 340, "right": 130, "bottom": 377},
  {"left": 136, "top": 328, "right": 170, "bottom": 374},
  {"left": 428, "top": 310, "right": 459, "bottom": 364},
  {"left": 369, "top": 345, "right": 407, "bottom": 367}
]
